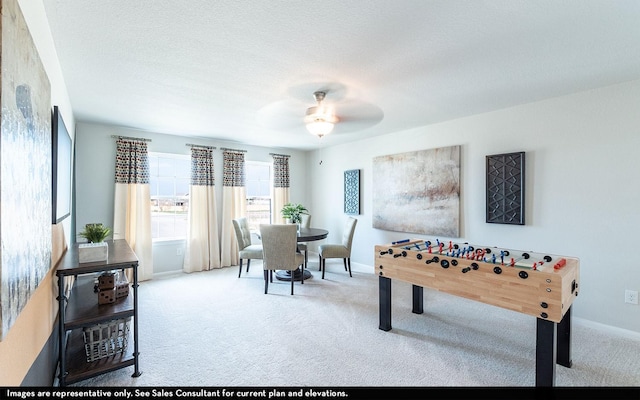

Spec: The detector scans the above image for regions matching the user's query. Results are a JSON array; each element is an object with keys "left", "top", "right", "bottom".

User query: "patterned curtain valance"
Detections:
[
  {"left": 272, "top": 154, "right": 290, "bottom": 188},
  {"left": 190, "top": 147, "right": 215, "bottom": 186},
  {"left": 115, "top": 138, "right": 149, "bottom": 184},
  {"left": 222, "top": 150, "right": 245, "bottom": 187}
]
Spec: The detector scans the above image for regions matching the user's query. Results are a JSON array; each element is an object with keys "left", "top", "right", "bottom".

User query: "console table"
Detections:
[{"left": 55, "top": 239, "right": 142, "bottom": 386}]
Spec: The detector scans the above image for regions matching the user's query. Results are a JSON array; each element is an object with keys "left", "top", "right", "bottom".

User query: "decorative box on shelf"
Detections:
[{"left": 79, "top": 242, "right": 108, "bottom": 263}]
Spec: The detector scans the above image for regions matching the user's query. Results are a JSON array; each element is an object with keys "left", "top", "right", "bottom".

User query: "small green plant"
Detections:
[
  {"left": 281, "top": 203, "right": 308, "bottom": 224},
  {"left": 79, "top": 223, "right": 112, "bottom": 243}
]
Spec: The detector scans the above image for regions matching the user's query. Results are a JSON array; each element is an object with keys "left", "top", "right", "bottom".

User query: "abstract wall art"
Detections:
[
  {"left": 486, "top": 151, "right": 525, "bottom": 225},
  {"left": 373, "top": 146, "right": 460, "bottom": 237},
  {"left": 344, "top": 169, "right": 360, "bottom": 215},
  {"left": 0, "top": 0, "right": 52, "bottom": 340}
]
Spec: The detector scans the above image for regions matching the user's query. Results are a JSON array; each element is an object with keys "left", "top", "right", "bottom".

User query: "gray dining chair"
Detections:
[
  {"left": 318, "top": 217, "right": 358, "bottom": 279},
  {"left": 232, "top": 217, "right": 263, "bottom": 278},
  {"left": 259, "top": 224, "right": 305, "bottom": 295},
  {"left": 297, "top": 214, "right": 311, "bottom": 269}
]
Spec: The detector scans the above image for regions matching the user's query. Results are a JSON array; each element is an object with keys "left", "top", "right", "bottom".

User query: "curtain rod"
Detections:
[
  {"left": 269, "top": 153, "right": 290, "bottom": 158},
  {"left": 111, "top": 135, "right": 152, "bottom": 142},
  {"left": 220, "top": 147, "right": 246, "bottom": 153},
  {"left": 186, "top": 143, "right": 216, "bottom": 149}
]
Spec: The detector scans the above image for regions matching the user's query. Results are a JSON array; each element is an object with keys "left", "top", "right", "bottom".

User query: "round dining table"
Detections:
[{"left": 275, "top": 227, "right": 328, "bottom": 281}]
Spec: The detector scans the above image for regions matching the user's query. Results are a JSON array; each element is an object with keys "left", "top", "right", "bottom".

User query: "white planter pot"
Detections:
[{"left": 79, "top": 242, "right": 109, "bottom": 263}]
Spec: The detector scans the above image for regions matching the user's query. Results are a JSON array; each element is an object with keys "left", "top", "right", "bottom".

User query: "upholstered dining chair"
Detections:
[
  {"left": 297, "top": 214, "right": 311, "bottom": 269},
  {"left": 232, "top": 217, "right": 263, "bottom": 278},
  {"left": 259, "top": 224, "right": 305, "bottom": 295},
  {"left": 318, "top": 217, "right": 358, "bottom": 279}
]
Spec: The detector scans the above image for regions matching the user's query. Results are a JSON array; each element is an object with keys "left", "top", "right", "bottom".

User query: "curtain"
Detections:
[
  {"left": 183, "top": 147, "right": 220, "bottom": 272},
  {"left": 220, "top": 150, "right": 246, "bottom": 267},
  {"left": 113, "top": 138, "right": 153, "bottom": 282},
  {"left": 272, "top": 154, "right": 290, "bottom": 223}
]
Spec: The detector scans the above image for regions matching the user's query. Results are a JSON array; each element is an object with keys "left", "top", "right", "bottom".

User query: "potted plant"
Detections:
[
  {"left": 281, "top": 203, "right": 308, "bottom": 224},
  {"left": 79, "top": 223, "right": 112, "bottom": 243},
  {"left": 78, "top": 223, "right": 112, "bottom": 263}
]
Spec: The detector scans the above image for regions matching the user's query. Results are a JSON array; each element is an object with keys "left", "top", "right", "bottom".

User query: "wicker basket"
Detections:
[{"left": 82, "top": 317, "right": 130, "bottom": 362}]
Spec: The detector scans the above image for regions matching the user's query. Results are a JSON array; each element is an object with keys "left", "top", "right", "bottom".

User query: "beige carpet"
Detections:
[{"left": 69, "top": 258, "right": 640, "bottom": 388}]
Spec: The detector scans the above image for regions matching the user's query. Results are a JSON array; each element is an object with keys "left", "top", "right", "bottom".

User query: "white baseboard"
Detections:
[{"left": 573, "top": 317, "right": 640, "bottom": 339}]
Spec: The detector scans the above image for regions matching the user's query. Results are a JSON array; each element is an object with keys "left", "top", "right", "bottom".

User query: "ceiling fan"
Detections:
[
  {"left": 257, "top": 82, "right": 384, "bottom": 139},
  {"left": 303, "top": 91, "right": 338, "bottom": 138}
]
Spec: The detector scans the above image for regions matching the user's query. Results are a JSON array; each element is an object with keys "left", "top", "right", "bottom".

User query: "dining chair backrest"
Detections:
[
  {"left": 342, "top": 217, "right": 358, "bottom": 251},
  {"left": 232, "top": 217, "right": 252, "bottom": 250},
  {"left": 259, "top": 224, "right": 301, "bottom": 272},
  {"left": 300, "top": 214, "right": 311, "bottom": 229}
]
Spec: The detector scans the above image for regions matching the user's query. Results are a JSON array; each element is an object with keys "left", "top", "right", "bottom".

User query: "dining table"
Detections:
[{"left": 275, "top": 227, "right": 328, "bottom": 281}]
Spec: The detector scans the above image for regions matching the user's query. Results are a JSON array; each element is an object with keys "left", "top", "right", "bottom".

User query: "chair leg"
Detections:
[
  {"left": 238, "top": 260, "right": 243, "bottom": 278},
  {"left": 347, "top": 258, "right": 352, "bottom": 277},
  {"left": 247, "top": 259, "right": 251, "bottom": 273},
  {"left": 301, "top": 262, "right": 304, "bottom": 285},
  {"left": 343, "top": 258, "right": 348, "bottom": 271},
  {"left": 318, "top": 254, "right": 322, "bottom": 271},
  {"left": 291, "top": 274, "right": 294, "bottom": 295},
  {"left": 321, "top": 258, "right": 326, "bottom": 279},
  {"left": 264, "top": 270, "right": 269, "bottom": 294}
]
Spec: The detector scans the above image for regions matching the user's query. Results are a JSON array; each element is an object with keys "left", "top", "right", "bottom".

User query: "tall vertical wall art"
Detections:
[
  {"left": 373, "top": 146, "right": 460, "bottom": 237},
  {"left": 344, "top": 169, "right": 360, "bottom": 215},
  {"left": 486, "top": 151, "right": 525, "bottom": 225},
  {"left": 0, "top": 0, "right": 52, "bottom": 340}
]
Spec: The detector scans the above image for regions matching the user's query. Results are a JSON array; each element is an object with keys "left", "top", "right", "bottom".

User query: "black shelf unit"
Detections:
[{"left": 55, "top": 239, "right": 141, "bottom": 386}]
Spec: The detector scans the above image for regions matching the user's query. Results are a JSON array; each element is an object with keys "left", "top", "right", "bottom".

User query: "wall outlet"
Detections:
[
  {"left": 176, "top": 247, "right": 183, "bottom": 256},
  {"left": 625, "top": 290, "right": 638, "bottom": 305}
]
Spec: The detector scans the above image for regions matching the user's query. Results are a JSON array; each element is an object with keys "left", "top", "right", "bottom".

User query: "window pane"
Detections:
[
  {"left": 149, "top": 152, "right": 190, "bottom": 240},
  {"left": 246, "top": 161, "right": 272, "bottom": 231}
]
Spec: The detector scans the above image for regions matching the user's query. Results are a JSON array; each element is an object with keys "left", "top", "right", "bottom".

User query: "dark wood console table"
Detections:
[{"left": 55, "top": 239, "right": 142, "bottom": 386}]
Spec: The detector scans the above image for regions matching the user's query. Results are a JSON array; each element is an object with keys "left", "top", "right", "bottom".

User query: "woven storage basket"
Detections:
[{"left": 82, "top": 317, "right": 130, "bottom": 362}]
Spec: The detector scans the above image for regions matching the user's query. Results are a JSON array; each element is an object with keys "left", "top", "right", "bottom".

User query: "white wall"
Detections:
[
  {"left": 74, "top": 123, "right": 308, "bottom": 272},
  {"left": 307, "top": 79, "right": 640, "bottom": 334}
]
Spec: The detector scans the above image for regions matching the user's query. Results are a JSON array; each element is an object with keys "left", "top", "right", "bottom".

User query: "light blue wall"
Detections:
[{"left": 74, "top": 123, "right": 308, "bottom": 274}]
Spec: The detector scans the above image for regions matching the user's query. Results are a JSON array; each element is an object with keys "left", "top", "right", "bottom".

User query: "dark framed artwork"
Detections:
[
  {"left": 344, "top": 169, "right": 360, "bottom": 215},
  {"left": 486, "top": 151, "right": 525, "bottom": 225},
  {"left": 1, "top": 0, "right": 52, "bottom": 340},
  {"left": 373, "top": 146, "right": 460, "bottom": 237},
  {"left": 52, "top": 106, "right": 72, "bottom": 224}
]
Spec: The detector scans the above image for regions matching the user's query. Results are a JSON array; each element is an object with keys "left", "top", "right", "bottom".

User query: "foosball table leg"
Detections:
[
  {"left": 379, "top": 275, "right": 392, "bottom": 331},
  {"left": 412, "top": 284, "right": 424, "bottom": 314},
  {"left": 536, "top": 318, "right": 557, "bottom": 387},
  {"left": 557, "top": 307, "right": 573, "bottom": 368}
]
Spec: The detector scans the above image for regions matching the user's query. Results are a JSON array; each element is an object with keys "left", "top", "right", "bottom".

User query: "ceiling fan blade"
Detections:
[
  {"left": 256, "top": 99, "right": 305, "bottom": 130},
  {"left": 331, "top": 99, "right": 384, "bottom": 133}
]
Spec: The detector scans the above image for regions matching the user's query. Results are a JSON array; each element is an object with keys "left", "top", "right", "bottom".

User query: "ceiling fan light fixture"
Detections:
[
  {"left": 304, "top": 91, "right": 338, "bottom": 138},
  {"left": 305, "top": 118, "right": 335, "bottom": 137}
]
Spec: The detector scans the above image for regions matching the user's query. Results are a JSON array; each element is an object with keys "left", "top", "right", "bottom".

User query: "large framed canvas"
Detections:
[
  {"left": 52, "top": 106, "right": 72, "bottom": 224},
  {"left": 373, "top": 146, "right": 460, "bottom": 237},
  {"left": 486, "top": 151, "right": 525, "bottom": 225},
  {"left": 0, "top": 0, "right": 52, "bottom": 340}
]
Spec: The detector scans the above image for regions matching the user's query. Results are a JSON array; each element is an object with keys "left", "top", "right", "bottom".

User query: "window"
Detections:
[
  {"left": 246, "top": 161, "right": 272, "bottom": 231},
  {"left": 149, "top": 152, "right": 190, "bottom": 240}
]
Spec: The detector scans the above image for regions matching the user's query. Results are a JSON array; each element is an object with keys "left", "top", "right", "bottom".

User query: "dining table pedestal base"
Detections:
[{"left": 275, "top": 268, "right": 312, "bottom": 281}]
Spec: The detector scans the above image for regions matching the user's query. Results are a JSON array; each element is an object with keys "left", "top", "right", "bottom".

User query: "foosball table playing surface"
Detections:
[{"left": 374, "top": 238, "right": 580, "bottom": 387}]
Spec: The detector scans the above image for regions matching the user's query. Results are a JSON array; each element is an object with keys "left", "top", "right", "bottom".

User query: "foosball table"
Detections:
[{"left": 374, "top": 238, "right": 580, "bottom": 387}]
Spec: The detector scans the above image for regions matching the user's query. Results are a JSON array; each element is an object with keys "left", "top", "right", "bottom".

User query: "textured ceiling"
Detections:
[{"left": 42, "top": 0, "right": 640, "bottom": 150}]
